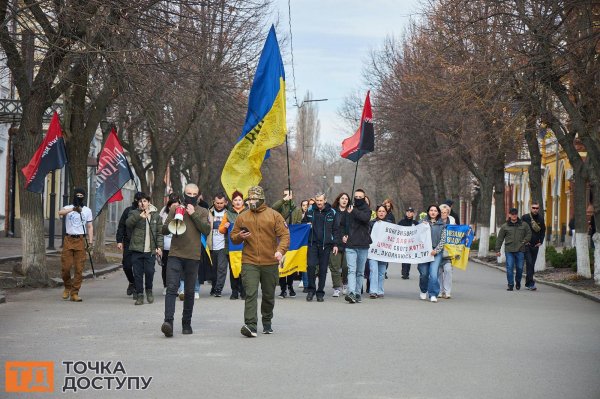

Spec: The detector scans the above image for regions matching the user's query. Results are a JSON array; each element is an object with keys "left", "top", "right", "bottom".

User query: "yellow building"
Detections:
[{"left": 505, "top": 134, "right": 589, "bottom": 245}]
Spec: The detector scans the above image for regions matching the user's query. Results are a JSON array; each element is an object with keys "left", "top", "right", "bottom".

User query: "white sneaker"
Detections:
[
  {"left": 162, "top": 287, "right": 167, "bottom": 296},
  {"left": 194, "top": 292, "right": 199, "bottom": 300},
  {"left": 332, "top": 289, "right": 340, "bottom": 297},
  {"left": 430, "top": 296, "right": 437, "bottom": 303},
  {"left": 298, "top": 281, "right": 304, "bottom": 288},
  {"left": 445, "top": 294, "right": 451, "bottom": 299},
  {"left": 419, "top": 292, "right": 427, "bottom": 300},
  {"left": 342, "top": 285, "right": 348, "bottom": 295}
]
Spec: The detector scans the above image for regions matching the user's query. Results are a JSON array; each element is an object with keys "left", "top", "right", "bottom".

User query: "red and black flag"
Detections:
[
  {"left": 340, "top": 91, "right": 374, "bottom": 162},
  {"left": 95, "top": 128, "right": 134, "bottom": 216},
  {"left": 21, "top": 112, "right": 68, "bottom": 193}
]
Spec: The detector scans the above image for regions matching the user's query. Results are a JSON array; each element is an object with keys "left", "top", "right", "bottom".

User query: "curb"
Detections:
[
  {"left": 0, "top": 264, "right": 122, "bottom": 305},
  {"left": 470, "top": 257, "right": 600, "bottom": 304},
  {"left": 50, "top": 263, "right": 122, "bottom": 286}
]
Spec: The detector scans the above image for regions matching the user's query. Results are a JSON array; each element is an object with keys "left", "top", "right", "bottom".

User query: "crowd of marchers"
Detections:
[{"left": 57, "top": 186, "right": 546, "bottom": 338}]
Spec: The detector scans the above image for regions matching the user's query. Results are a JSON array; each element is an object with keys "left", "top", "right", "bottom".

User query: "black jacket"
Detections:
[
  {"left": 302, "top": 203, "right": 338, "bottom": 247},
  {"left": 116, "top": 205, "right": 136, "bottom": 247},
  {"left": 521, "top": 213, "right": 546, "bottom": 245},
  {"left": 384, "top": 213, "right": 396, "bottom": 223},
  {"left": 450, "top": 209, "right": 460, "bottom": 225},
  {"left": 398, "top": 217, "right": 418, "bottom": 227},
  {"left": 346, "top": 203, "right": 372, "bottom": 249}
]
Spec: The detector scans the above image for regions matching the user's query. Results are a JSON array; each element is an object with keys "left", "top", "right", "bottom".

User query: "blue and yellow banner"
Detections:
[
  {"left": 279, "top": 224, "right": 310, "bottom": 278},
  {"left": 443, "top": 225, "right": 474, "bottom": 270},
  {"left": 228, "top": 225, "right": 244, "bottom": 278},
  {"left": 221, "top": 25, "right": 286, "bottom": 199}
]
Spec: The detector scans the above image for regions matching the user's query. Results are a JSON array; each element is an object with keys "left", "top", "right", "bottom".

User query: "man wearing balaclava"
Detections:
[
  {"left": 343, "top": 189, "right": 373, "bottom": 304},
  {"left": 230, "top": 186, "right": 290, "bottom": 337},
  {"left": 58, "top": 188, "right": 94, "bottom": 302},
  {"left": 160, "top": 183, "right": 211, "bottom": 337}
]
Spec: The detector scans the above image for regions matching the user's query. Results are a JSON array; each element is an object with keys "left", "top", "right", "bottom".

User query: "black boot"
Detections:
[
  {"left": 507, "top": 285, "right": 514, "bottom": 291},
  {"left": 127, "top": 283, "right": 135, "bottom": 296},
  {"left": 182, "top": 321, "right": 193, "bottom": 335},
  {"left": 288, "top": 286, "right": 296, "bottom": 297}
]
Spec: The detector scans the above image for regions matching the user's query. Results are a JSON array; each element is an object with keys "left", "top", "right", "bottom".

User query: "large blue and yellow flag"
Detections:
[
  {"left": 228, "top": 224, "right": 244, "bottom": 278},
  {"left": 221, "top": 25, "right": 286, "bottom": 198},
  {"left": 279, "top": 224, "right": 310, "bottom": 278},
  {"left": 443, "top": 225, "right": 474, "bottom": 270}
]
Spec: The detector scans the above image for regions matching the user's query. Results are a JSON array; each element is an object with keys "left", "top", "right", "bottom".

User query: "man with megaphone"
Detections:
[{"left": 161, "top": 183, "right": 211, "bottom": 338}]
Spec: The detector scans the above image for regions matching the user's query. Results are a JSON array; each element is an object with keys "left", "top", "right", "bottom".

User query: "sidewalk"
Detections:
[
  {"left": 0, "top": 235, "right": 122, "bottom": 304},
  {"left": 470, "top": 256, "right": 600, "bottom": 303},
  {"left": 0, "top": 235, "right": 59, "bottom": 260}
]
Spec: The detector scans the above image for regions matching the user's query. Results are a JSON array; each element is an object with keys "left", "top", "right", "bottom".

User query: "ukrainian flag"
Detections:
[
  {"left": 221, "top": 25, "right": 286, "bottom": 199},
  {"left": 443, "top": 225, "right": 474, "bottom": 270},
  {"left": 228, "top": 224, "right": 244, "bottom": 278},
  {"left": 279, "top": 224, "right": 310, "bottom": 278}
]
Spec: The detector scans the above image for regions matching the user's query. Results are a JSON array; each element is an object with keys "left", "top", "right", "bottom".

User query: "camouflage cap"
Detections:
[{"left": 247, "top": 185, "right": 265, "bottom": 200}]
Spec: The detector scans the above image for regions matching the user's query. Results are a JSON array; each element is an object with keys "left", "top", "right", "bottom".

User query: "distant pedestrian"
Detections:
[
  {"left": 382, "top": 199, "right": 396, "bottom": 223},
  {"left": 495, "top": 208, "right": 531, "bottom": 291},
  {"left": 417, "top": 205, "right": 446, "bottom": 303},
  {"left": 344, "top": 189, "right": 372, "bottom": 304},
  {"left": 207, "top": 193, "right": 229, "bottom": 297},
  {"left": 159, "top": 193, "right": 180, "bottom": 296},
  {"left": 116, "top": 192, "right": 144, "bottom": 299},
  {"left": 521, "top": 202, "right": 545, "bottom": 291},
  {"left": 368, "top": 205, "right": 389, "bottom": 298},
  {"left": 273, "top": 188, "right": 302, "bottom": 298},
  {"left": 398, "top": 207, "right": 418, "bottom": 279},
  {"left": 329, "top": 192, "right": 350, "bottom": 296},
  {"left": 302, "top": 192, "right": 339, "bottom": 302},
  {"left": 443, "top": 199, "right": 460, "bottom": 225},
  {"left": 438, "top": 204, "right": 455, "bottom": 299},
  {"left": 218, "top": 190, "right": 248, "bottom": 300},
  {"left": 231, "top": 186, "right": 290, "bottom": 337}
]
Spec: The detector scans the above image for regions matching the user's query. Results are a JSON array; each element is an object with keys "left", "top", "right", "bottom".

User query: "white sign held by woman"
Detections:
[{"left": 368, "top": 221, "right": 434, "bottom": 264}]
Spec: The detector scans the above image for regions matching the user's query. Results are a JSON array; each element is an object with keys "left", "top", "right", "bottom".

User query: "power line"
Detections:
[{"left": 287, "top": 0, "right": 299, "bottom": 108}]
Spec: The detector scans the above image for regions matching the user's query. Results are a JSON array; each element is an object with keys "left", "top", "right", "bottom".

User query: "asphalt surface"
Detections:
[{"left": 1, "top": 261, "right": 599, "bottom": 398}]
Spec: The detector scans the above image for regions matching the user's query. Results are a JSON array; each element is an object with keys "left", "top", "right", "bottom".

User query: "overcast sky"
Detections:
[{"left": 273, "top": 0, "right": 423, "bottom": 148}]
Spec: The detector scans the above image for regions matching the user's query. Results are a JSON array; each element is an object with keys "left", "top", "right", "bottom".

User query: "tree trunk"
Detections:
[
  {"left": 493, "top": 158, "right": 506, "bottom": 230},
  {"left": 477, "top": 180, "right": 494, "bottom": 257},
  {"left": 593, "top": 233, "right": 600, "bottom": 285},
  {"left": 524, "top": 114, "right": 544, "bottom": 209},
  {"left": 15, "top": 102, "right": 49, "bottom": 285},
  {"left": 63, "top": 75, "right": 90, "bottom": 190},
  {"left": 573, "top": 163, "right": 591, "bottom": 278},
  {"left": 171, "top": 157, "right": 183, "bottom": 196}
]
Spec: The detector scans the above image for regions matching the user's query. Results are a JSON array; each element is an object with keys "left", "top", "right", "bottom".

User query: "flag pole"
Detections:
[
  {"left": 350, "top": 157, "right": 360, "bottom": 205},
  {"left": 285, "top": 135, "right": 293, "bottom": 225}
]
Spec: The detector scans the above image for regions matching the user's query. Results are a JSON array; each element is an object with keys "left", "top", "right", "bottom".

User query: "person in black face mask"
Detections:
[
  {"left": 343, "top": 189, "right": 372, "bottom": 304},
  {"left": 58, "top": 188, "right": 94, "bottom": 302},
  {"left": 116, "top": 192, "right": 145, "bottom": 299}
]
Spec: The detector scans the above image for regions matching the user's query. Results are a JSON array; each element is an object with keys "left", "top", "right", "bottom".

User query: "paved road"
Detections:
[{"left": 1, "top": 261, "right": 599, "bottom": 398}]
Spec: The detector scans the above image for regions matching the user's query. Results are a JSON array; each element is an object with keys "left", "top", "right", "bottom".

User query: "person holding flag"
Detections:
[{"left": 58, "top": 188, "right": 93, "bottom": 302}]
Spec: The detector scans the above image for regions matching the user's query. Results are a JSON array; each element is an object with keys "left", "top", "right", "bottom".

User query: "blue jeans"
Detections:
[
  {"left": 179, "top": 279, "right": 200, "bottom": 293},
  {"left": 368, "top": 259, "right": 387, "bottom": 295},
  {"left": 346, "top": 248, "right": 368, "bottom": 295},
  {"left": 301, "top": 272, "right": 309, "bottom": 287},
  {"left": 417, "top": 252, "right": 443, "bottom": 297},
  {"left": 505, "top": 251, "right": 524, "bottom": 286}
]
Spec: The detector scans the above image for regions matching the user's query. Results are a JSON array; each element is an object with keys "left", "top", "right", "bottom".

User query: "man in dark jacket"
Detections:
[
  {"left": 344, "top": 189, "right": 372, "bottom": 304},
  {"left": 116, "top": 192, "right": 144, "bottom": 299},
  {"left": 495, "top": 208, "right": 532, "bottom": 291},
  {"left": 302, "top": 193, "right": 339, "bottom": 302},
  {"left": 398, "top": 207, "right": 418, "bottom": 279},
  {"left": 161, "top": 184, "right": 211, "bottom": 337},
  {"left": 273, "top": 188, "right": 302, "bottom": 298},
  {"left": 521, "top": 202, "right": 546, "bottom": 291}
]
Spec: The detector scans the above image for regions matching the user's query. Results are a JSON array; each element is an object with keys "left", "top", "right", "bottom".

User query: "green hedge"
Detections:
[{"left": 471, "top": 234, "right": 496, "bottom": 252}]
